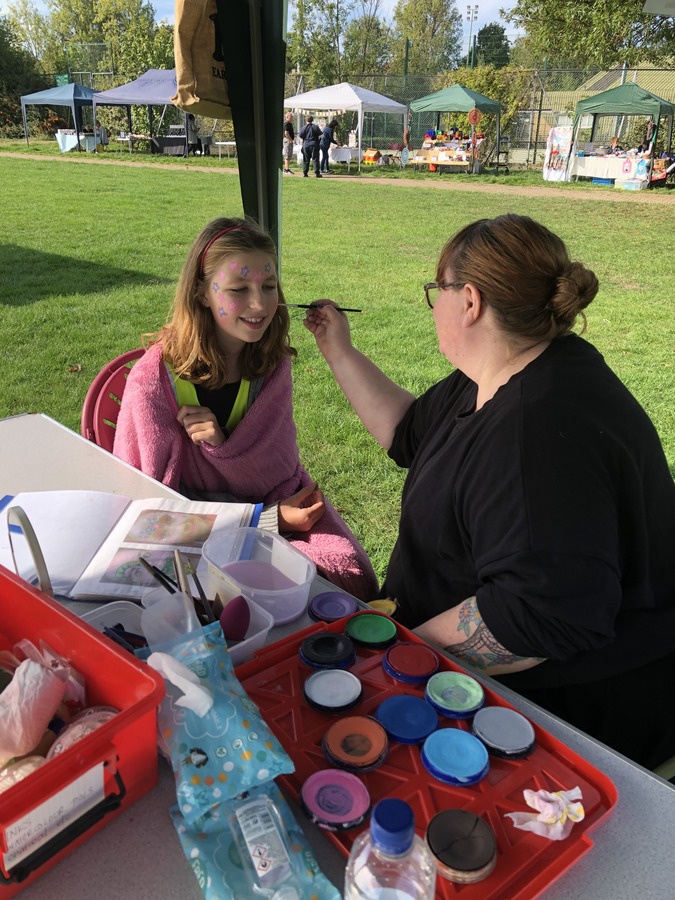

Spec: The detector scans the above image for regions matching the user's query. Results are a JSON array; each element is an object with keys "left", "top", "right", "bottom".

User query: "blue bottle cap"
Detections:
[
  {"left": 374, "top": 695, "right": 439, "bottom": 744},
  {"left": 371, "top": 799, "right": 415, "bottom": 855}
]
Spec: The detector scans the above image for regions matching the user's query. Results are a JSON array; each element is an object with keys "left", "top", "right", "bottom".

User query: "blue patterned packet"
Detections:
[
  {"left": 151, "top": 622, "right": 294, "bottom": 824},
  {"left": 171, "top": 781, "right": 341, "bottom": 900}
]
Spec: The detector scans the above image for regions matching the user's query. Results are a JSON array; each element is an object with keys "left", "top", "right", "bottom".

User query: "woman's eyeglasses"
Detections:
[{"left": 424, "top": 281, "right": 465, "bottom": 309}]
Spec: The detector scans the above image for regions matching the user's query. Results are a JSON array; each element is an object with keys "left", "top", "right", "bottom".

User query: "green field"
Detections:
[{"left": 1, "top": 152, "right": 673, "bottom": 580}]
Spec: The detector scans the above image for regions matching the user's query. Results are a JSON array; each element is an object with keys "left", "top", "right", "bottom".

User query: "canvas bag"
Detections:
[{"left": 172, "top": 0, "right": 231, "bottom": 119}]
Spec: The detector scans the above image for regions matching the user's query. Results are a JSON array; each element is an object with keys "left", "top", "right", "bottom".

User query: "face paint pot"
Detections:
[
  {"left": 308, "top": 591, "right": 359, "bottom": 623},
  {"left": 299, "top": 632, "right": 356, "bottom": 669},
  {"left": 382, "top": 642, "right": 440, "bottom": 685},
  {"left": 421, "top": 728, "right": 489, "bottom": 786},
  {"left": 426, "top": 809, "right": 497, "bottom": 884},
  {"left": 344, "top": 613, "right": 398, "bottom": 650},
  {"left": 300, "top": 769, "right": 371, "bottom": 832},
  {"left": 374, "top": 695, "right": 439, "bottom": 744},
  {"left": 322, "top": 716, "right": 389, "bottom": 772},
  {"left": 471, "top": 706, "right": 536, "bottom": 759},
  {"left": 424, "top": 671, "right": 485, "bottom": 719},
  {"left": 303, "top": 668, "right": 363, "bottom": 714}
]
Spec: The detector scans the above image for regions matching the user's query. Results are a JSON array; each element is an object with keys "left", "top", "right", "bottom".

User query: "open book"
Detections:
[{"left": 0, "top": 491, "right": 261, "bottom": 601}]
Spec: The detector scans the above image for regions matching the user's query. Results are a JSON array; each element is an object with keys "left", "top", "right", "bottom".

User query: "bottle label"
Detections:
[{"left": 235, "top": 802, "right": 291, "bottom": 881}]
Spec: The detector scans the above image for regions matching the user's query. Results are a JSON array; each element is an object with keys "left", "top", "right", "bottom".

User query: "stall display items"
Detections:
[{"left": 236, "top": 611, "right": 618, "bottom": 900}]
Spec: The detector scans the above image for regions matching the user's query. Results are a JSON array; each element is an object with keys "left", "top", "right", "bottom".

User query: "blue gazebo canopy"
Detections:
[{"left": 21, "top": 82, "right": 97, "bottom": 150}]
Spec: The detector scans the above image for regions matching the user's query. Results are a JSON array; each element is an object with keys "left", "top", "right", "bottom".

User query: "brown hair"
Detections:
[
  {"left": 437, "top": 214, "right": 598, "bottom": 341},
  {"left": 146, "top": 217, "right": 295, "bottom": 387}
]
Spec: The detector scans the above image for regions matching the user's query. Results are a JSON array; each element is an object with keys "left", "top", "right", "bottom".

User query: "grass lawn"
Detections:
[{"left": 1, "top": 149, "right": 673, "bottom": 581}]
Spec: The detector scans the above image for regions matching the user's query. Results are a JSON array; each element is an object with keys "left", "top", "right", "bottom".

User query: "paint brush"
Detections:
[
  {"left": 172, "top": 549, "right": 192, "bottom": 597},
  {"left": 191, "top": 571, "right": 215, "bottom": 623},
  {"left": 285, "top": 303, "right": 363, "bottom": 313},
  {"left": 139, "top": 557, "right": 176, "bottom": 594}
]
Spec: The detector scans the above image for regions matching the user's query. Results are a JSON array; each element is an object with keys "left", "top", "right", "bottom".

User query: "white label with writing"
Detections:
[{"left": 3, "top": 763, "right": 106, "bottom": 869}]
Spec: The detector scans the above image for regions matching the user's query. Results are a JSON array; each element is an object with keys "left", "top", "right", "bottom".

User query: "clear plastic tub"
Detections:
[{"left": 202, "top": 527, "right": 315, "bottom": 625}]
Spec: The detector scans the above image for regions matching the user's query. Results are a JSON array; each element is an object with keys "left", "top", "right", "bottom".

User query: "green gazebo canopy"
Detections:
[{"left": 410, "top": 83, "right": 500, "bottom": 116}]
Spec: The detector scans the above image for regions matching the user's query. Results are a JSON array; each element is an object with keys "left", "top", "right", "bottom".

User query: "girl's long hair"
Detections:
[{"left": 146, "top": 218, "right": 295, "bottom": 388}]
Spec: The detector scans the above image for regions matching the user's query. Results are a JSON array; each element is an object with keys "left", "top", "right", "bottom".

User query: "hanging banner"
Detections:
[{"left": 543, "top": 126, "right": 573, "bottom": 182}]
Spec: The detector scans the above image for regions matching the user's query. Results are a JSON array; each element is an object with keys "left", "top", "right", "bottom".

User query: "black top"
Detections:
[
  {"left": 386, "top": 335, "right": 675, "bottom": 688},
  {"left": 284, "top": 120, "right": 294, "bottom": 140},
  {"left": 300, "top": 122, "right": 320, "bottom": 145},
  {"left": 196, "top": 382, "right": 240, "bottom": 430}
]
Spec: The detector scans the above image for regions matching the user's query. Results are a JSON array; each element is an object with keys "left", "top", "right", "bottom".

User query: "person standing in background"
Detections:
[
  {"left": 320, "top": 119, "right": 339, "bottom": 174},
  {"left": 299, "top": 115, "right": 321, "bottom": 178},
  {"left": 186, "top": 114, "right": 201, "bottom": 156},
  {"left": 283, "top": 112, "right": 295, "bottom": 175}
]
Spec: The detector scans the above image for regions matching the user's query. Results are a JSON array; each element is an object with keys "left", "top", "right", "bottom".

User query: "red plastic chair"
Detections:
[{"left": 80, "top": 349, "right": 145, "bottom": 452}]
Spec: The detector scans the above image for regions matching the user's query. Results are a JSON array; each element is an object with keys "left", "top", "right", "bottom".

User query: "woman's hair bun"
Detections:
[{"left": 552, "top": 261, "right": 599, "bottom": 325}]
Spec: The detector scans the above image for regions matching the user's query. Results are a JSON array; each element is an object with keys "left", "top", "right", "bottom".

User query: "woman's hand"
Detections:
[
  {"left": 176, "top": 405, "right": 226, "bottom": 447},
  {"left": 278, "top": 483, "right": 325, "bottom": 532},
  {"left": 303, "top": 300, "right": 352, "bottom": 363}
]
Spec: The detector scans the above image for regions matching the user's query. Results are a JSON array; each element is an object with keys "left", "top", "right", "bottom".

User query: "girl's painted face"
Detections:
[{"left": 203, "top": 250, "right": 279, "bottom": 355}]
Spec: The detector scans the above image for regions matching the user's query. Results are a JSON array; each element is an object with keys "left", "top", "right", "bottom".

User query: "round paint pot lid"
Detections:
[
  {"left": 374, "top": 695, "right": 439, "bottom": 744},
  {"left": 471, "top": 706, "right": 536, "bottom": 758},
  {"left": 383, "top": 642, "right": 440, "bottom": 684},
  {"left": 426, "top": 809, "right": 497, "bottom": 882},
  {"left": 308, "top": 592, "right": 359, "bottom": 623},
  {"left": 322, "top": 716, "right": 389, "bottom": 771},
  {"left": 425, "top": 671, "right": 485, "bottom": 718},
  {"left": 300, "top": 769, "right": 371, "bottom": 831},
  {"left": 303, "top": 669, "right": 363, "bottom": 714},
  {"left": 344, "top": 613, "right": 398, "bottom": 649},
  {"left": 299, "top": 632, "right": 356, "bottom": 669},
  {"left": 421, "top": 729, "right": 489, "bottom": 786}
]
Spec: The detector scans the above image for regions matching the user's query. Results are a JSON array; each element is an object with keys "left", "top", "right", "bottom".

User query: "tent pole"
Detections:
[
  {"left": 22, "top": 102, "right": 29, "bottom": 148},
  {"left": 74, "top": 103, "right": 82, "bottom": 151}
]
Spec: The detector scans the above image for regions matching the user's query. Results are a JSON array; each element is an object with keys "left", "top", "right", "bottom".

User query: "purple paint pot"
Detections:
[{"left": 300, "top": 769, "right": 371, "bottom": 831}]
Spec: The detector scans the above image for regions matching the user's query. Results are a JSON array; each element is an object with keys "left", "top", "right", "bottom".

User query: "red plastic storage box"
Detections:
[{"left": 0, "top": 566, "right": 164, "bottom": 897}]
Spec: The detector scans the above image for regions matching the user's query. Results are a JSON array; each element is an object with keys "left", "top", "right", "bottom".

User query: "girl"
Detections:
[{"left": 113, "top": 217, "right": 377, "bottom": 601}]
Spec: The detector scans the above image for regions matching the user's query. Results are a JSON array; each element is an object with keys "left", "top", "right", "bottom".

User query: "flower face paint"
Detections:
[{"left": 202, "top": 250, "right": 279, "bottom": 356}]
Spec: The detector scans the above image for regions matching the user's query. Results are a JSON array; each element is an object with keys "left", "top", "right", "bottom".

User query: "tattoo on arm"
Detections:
[{"left": 448, "top": 597, "right": 544, "bottom": 671}]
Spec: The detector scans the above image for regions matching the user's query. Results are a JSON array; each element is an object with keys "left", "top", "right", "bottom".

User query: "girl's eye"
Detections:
[
  {"left": 228, "top": 286, "right": 248, "bottom": 294},
  {"left": 263, "top": 283, "right": 279, "bottom": 292}
]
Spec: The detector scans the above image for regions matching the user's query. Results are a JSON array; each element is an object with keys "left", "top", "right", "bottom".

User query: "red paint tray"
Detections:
[{"left": 236, "top": 612, "right": 618, "bottom": 899}]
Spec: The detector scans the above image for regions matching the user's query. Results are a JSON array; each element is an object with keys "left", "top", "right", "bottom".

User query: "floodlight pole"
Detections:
[{"left": 466, "top": 5, "right": 479, "bottom": 68}]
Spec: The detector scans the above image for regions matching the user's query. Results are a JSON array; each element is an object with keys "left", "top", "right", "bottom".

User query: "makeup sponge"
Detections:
[{"left": 219, "top": 594, "right": 250, "bottom": 642}]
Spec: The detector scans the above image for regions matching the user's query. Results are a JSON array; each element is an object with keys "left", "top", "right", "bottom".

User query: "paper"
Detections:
[{"left": 0, "top": 491, "right": 259, "bottom": 601}]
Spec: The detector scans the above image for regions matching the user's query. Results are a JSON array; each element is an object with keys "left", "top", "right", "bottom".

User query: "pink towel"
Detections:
[{"left": 114, "top": 345, "right": 377, "bottom": 600}]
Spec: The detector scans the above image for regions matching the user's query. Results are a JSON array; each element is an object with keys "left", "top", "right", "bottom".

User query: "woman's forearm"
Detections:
[{"left": 413, "top": 596, "right": 545, "bottom": 676}]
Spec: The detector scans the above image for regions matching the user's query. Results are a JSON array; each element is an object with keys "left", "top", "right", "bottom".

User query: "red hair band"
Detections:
[{"left": 199, "top": 225, "right": 249, "bottom": 277}]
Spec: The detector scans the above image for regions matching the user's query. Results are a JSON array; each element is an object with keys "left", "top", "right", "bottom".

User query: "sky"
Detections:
[{"left": 2, "top": 0, "right": 518, "bottom": 58}]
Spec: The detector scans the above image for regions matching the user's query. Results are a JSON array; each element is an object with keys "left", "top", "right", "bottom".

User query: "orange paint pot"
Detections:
[{"left": 322, "top": 716, "right": 389, "bottom": 772}]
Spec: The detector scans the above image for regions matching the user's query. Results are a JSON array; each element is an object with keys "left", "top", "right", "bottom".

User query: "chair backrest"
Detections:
[{"left": 80, "top": 349, "right": 145, "bottom": 452}]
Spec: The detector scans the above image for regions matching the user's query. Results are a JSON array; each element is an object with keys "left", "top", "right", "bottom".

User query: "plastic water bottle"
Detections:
[{"left": 344, "top": 798, "right": 437, "bottom": 899}]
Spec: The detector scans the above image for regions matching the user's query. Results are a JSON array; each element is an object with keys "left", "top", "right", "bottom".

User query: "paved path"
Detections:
[{"left": 2, "top": 151, "right": 674, "bottom": 205}]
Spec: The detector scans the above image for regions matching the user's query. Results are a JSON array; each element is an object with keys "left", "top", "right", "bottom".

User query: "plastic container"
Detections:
[
  {"left": 426, "top": 809, "right": 497, "bottom": 884},
  {"left": 344, "top": 798, "right": 437, "bottom": 899},
  {"left": 0, "top": 566, "right": 164, "bottom": 897},
  {"left": 203, "top": 527, "right": 315, "bottom": 625},
  {"left": 81, "top": 600, "right": 143, "bottom": 634}
]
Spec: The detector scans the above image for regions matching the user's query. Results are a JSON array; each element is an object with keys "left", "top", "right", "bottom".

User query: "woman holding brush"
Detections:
[
  {"left": 304, "top": 213, "right": 675, "bottom": 769},
  {"left": 113, "top": 217, "right": 377, "bottom": 602}
]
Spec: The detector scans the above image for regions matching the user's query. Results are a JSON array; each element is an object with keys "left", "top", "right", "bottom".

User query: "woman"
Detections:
[
  {"left": 304, "top": 214, "right": 675, "bottom": 768},
  {"left": 319, "top": 119, "right": 339, "bottom": 174},
  {"left": 113, "top": 217, "right": 377, "bottom": 602}
]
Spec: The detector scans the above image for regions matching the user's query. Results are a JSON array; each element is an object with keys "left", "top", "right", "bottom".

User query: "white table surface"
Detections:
[
  {"left": 568, "top": 154, "right": 649, "bottom": 181},
  {"left": 3, "top": 414, "right": 675, "bottom": 900}
]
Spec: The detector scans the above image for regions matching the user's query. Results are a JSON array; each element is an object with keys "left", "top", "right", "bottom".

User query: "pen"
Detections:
[{"left": 285, "top": 303, "right": 363, "bottom": 313}]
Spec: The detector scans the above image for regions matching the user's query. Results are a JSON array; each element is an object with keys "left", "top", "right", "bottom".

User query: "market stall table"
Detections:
[
  {"left": 568, "top": 154, "right": 651, "bottom": 183},
  {"left": 329, "top": 146, "right": 361, "bottom": 171},
  {"left": 215, "top": 141, "right": 237, "bottom": 159},
  {"left": 55, "top": 131, "right": 99, "bottom": 153},
  {"left": 3, "top": 413, "right": 675, "bottom": 900}
]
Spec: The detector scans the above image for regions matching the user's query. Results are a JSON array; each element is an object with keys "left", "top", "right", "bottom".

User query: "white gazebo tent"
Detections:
[{"left": 283, "top": 82, "right": 408, "bottom": 171}]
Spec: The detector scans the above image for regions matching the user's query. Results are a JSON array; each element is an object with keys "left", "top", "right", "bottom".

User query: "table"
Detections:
[
  {"left": 55, "top": 132, "right": 99, "bottom": 153},
  {"left": 215, "top": 141, "right": 237, "bottom": 159},
  {"left": 116, "top": 134, "right": 158, "bottom": 154},
  {"left": 568, "top": 154, "right": 650, "bottom": 182},
  {"left": 155, "top": 136, "right": 187, "bottom": 157},
  {"left": 329, "top": 146, "right": 362, "bottom": 172},
  {"left": 3, "top": 413, "right": 675, "bottom": 899}
]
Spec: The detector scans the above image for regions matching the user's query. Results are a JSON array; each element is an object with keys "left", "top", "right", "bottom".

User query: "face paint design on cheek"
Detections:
[
  {"left": 228, "top": 301, "right": 238, "bottom": 313},
  {"left": 212, "top": 282, "right": 220, "bottom": 294},
  {"left": 218, "top": 305, "right": 227, "bottom": 317}
]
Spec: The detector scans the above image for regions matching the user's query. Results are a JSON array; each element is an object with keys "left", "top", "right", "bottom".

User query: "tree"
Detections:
[
  {"left": 504, "top": 0, "right": 675, "bottom": 68},
  {"left": 390, "top": 0, "right": 462, "bottom": 74},
  {"left": 342, "top": 0, "right": 393, "bottom": 76},
  {"left": 474, "top": 22, "right": 510, "bottom": 68},
  {"left": 286, "top": 0, "right": 354, "bottom": 86},
  {"left": 0, "top": 16, "right": 48, "bottom": 135}
]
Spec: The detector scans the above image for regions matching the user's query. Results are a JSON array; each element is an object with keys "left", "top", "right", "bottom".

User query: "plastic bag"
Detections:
[
  {"left": 151, "top": 622, "right": 294, "bottom": 823},
  {"left": 0, "top": 659, "right": 65, "bottom": 768}
]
